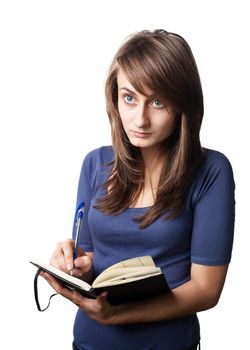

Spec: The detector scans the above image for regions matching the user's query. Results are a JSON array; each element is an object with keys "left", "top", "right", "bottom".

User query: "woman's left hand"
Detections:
[{"left": 41, "top": 271, "right": 119, "bottom": 325}]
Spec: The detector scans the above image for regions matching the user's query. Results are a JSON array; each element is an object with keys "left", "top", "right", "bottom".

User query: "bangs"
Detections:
[{"left": 117, "top": 44, "right": 169, "bottom": 99}]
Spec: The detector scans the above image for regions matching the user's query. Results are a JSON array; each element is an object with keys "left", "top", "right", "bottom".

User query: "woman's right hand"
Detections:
[{"left": 50, "top": 238, "right": 93, "bottom": 282}]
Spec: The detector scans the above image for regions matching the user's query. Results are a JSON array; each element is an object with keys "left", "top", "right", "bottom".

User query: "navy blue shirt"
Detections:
[{"left": 73, "top": 146, "right": 235, "bottom": 350}]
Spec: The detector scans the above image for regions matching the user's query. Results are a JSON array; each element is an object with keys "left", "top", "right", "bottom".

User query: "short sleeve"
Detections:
[
  {"left": 73, "top": 151, "right": 95, "bottom": 252},
  {"left": 191, "top": 151, "right": 235, "bottom": 265}
]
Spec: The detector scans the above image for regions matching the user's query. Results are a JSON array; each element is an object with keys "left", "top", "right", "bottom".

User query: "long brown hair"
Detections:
[{"left": 94, "top": 29, "right": 204, "bottom": 228}]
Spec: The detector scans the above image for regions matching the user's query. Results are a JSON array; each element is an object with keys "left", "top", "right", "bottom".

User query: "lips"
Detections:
[{"left": 132, "top": 131, "right": 152, "bottom": 138}]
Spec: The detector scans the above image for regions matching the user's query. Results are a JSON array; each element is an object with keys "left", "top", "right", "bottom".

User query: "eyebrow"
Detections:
[
  {"left": 119, "top": 87, "right": 156, "bottom": 98},
  {"left": 119, "top": 87, "right": 137, "bottom": 94}
]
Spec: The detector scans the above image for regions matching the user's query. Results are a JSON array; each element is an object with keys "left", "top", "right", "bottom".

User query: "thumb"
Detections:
[
  {"left": 74, "top": 255, "right": 92, "bottom": 269},
  {"left": 97, "top": 291, "right": 108, "bottom": 303}
]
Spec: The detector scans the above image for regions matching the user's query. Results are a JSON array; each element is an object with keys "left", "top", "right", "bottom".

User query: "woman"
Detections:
[{"left": 42, "top": 29, "right": 235, "bottom": 350}]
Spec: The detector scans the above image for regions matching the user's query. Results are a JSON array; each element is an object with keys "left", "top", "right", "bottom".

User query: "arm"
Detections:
[
  {"left": 42, "top": 151, "right": 234, "bottom": 323},
  {"left": 48, "top": 152, "right": 96, "bottom": 280},
  {"left": 41, "top": 262, "right": 228, "bottom": 324},
  {"left": 112, "top": 154, "right": 234, "bottom": 324},
  {"left": 113, "top": 263, "right": 228, "bottom": 324}
]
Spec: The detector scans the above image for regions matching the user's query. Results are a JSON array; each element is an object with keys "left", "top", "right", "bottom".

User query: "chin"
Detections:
[{"left": 129, "top": 139, "right": 155, "bottom": 149}]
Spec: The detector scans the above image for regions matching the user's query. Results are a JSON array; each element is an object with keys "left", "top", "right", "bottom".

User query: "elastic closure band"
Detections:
[{"left": 34, "top": 268, "right": 58, "bottom": 311}]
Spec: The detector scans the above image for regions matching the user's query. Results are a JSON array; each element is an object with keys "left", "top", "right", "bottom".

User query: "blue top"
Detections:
[{"left": 73, "top": 146, "right": 235, "bottom": 350}]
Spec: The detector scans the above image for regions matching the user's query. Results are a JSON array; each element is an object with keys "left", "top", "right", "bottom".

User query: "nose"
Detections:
[{"left": 134, "top": 103, "right": 150, "bottom": 129}]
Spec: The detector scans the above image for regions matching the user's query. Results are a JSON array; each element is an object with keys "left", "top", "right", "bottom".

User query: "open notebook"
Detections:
[{"left": 30, "top": 256, "right": 170, "bottom": 308}]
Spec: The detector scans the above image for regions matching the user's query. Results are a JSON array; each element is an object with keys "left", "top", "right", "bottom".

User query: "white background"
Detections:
[{"left": 0, "top": 0, "right": 249, "bottom": 349}]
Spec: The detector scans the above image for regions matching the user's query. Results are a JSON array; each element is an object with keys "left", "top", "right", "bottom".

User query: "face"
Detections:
[{"left": 117, "top": 69, "right": 176, "bottom": 154}]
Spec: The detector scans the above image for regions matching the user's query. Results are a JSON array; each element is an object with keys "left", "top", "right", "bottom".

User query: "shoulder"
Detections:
[
  {"left": 79, "top": 146, "right": 114, "bottom": 189},
  {"left": 197, "top": 148, "right": 234, "bottom": 182},
  {"left": 201, "top": 148, "right": 233, "bottom": 170},
  {"left": 191, "top": 148, "right": 235, "bottom": 205},
  {"left": 83, "top": 146, "right": 114, "bottom": 168}
]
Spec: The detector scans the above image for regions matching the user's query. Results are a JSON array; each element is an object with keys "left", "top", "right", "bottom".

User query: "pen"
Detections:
[{"left": 71, "top": 201, "right": 85, "bottom": 275}]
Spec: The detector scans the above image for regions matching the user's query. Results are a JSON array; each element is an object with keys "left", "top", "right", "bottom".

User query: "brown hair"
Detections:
[{"left": 94, "top": 29, "right": 204, "bottom": 228}]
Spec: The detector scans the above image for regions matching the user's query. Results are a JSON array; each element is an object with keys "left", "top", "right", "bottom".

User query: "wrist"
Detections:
[
  {"left": 107, "top": 302, "right": 138, "bottom": 325},
  {"left": 106, "top": 304, "right": 125, "bottom": 325}
]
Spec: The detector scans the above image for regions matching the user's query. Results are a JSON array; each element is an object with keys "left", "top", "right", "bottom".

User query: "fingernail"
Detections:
[{"left": 67, "top": 263, "right": 71, "bottom": 271}]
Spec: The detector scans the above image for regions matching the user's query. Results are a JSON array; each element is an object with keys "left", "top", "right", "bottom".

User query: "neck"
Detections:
[
  {"left": 140, "top": 147, "right": 165, "bottom": 188},
  {"left": 140, "top": 147, "right": 163, "bottom": 170}
]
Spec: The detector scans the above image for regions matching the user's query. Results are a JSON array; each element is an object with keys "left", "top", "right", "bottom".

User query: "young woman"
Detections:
[{"left": 42, "top": 29, "right": 235, "bottom": 350}]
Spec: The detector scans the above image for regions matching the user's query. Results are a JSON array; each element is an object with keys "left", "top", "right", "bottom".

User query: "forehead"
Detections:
[{"left": 117, "top": 69, "right": 154, "bottom": 97}]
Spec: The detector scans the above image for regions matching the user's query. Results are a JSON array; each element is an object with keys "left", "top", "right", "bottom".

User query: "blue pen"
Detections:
[{"left": 72, "top": 202, "right": 85, "bottom": 271}]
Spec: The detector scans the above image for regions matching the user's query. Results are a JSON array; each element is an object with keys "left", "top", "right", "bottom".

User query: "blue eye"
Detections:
[
  {"left": 152, "top": 99, "right": 164, "bottom": 108},
  {"left": 124, "top": 95, "right": 134, "bottom": 104}
]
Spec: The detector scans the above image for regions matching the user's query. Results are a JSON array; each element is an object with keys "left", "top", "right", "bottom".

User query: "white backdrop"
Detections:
[{"left": 0, "top": 0, "right": 249, "bottom": 349}]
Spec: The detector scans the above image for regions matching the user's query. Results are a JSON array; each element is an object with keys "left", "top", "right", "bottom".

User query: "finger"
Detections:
[
  {"left": 61, "top": 239, "right": 75, "bottom": 272},
  {"left": 74, "top": 255, "right": 92, "bottom": 273},
  {"left": 50, "top": 245, "right": 68, "bottom": 272},
  {"left": 41, "top": 271, "right": 65, "bottom": 293},
  {"left": 41, "top": 272, "right": 76, "bottom": 299},
  {"left": 97, "top": 291, "right": 108, "bottom": 303},
  {"left": 70, "top": 290, "right": 86, "bottom": 307},
  {"left": 70, "top": 267, "right": 86, "bottom": 278},
  {"left": 41, "top": 272, "right": 85, "bottom": 306}
]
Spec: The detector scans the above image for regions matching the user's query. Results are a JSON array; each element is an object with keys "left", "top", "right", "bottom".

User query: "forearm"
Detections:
[
  {"left": 43, "top": 260, "right": 228, "bottom": 326},
  {"left": 113, "top": 279, "right": 219, "bottom": 325}
]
